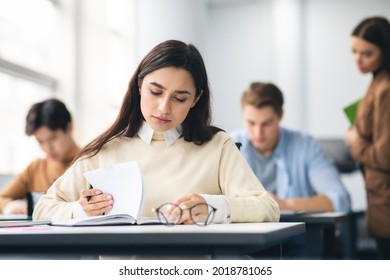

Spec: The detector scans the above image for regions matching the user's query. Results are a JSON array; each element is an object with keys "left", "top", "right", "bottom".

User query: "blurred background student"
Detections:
[
  {"left": 231, "top": 81, "right": 352, "bottom": 259},
  {"left": 0, "top": 98, "right": 80, "bottom": 215},
  {"left": 231, "top": 82, "right": 351, "bottom": 214},
  {"left": 344, "top": 16, "right": 390, "bottom": 260}
]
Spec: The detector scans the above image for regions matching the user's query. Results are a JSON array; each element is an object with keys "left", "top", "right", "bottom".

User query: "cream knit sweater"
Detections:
[{"left": 33, "top": 131, "right": 280, "bottom": 222}]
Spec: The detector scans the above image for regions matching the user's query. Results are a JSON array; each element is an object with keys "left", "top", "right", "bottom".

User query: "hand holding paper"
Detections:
[
  {"left": 79, "top": 187, "right": 112, "bottom": 216},
  {"left": 52, "top": 161, "right": 161, "bottom": 226},
  {"left": 83, "top": 161, "right": 144, "bottom": 218}
]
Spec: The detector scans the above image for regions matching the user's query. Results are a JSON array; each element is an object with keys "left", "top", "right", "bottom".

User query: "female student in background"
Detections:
[
  {"left": 344, "top": 16, "right": 390, "bottom": 259},
  {"left": 33, "top": 39, "right": 279, "bottom": 225}
]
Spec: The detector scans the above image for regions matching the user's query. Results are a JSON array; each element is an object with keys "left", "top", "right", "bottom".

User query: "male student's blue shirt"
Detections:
[{"left": 230, "top": 127, "right": 351, "bottom": 212}]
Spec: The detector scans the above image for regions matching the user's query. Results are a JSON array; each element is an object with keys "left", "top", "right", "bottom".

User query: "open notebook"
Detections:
[
  {"left": 51, "top": 161, "right": 159, "bottom": 227},
  {"left": 51, "top": 215, "right": 159, "bottom": 226}
]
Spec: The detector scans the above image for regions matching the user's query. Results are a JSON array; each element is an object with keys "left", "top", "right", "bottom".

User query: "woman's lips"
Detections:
[{"left": 153, "top": 116, "right": 171, "bottom": 123}]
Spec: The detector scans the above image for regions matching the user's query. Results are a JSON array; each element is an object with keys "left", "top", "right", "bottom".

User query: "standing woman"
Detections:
[
  {"left": 33, "top": 40, "right": 279, "bottom": 225},
  {"left": 344, "top": 16, "right": 390, "bottom": 259}
]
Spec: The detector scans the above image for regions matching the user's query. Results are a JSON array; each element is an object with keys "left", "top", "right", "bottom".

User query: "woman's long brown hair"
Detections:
[{"left": 76, "top": 40, "right": 222, "bottom": 160}]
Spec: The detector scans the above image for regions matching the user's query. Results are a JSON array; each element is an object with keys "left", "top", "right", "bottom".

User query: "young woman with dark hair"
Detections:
[{"left": 33, "top": 40, "right": 279, "bottom": 225}]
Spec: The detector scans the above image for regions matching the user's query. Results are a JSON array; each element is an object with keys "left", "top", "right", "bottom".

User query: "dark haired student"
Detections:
[{"left": 0, "top": 98, "right": 80, "bottom": 215}]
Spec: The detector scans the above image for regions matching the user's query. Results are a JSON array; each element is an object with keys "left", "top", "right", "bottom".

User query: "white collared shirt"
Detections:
[{"left": 138, "top": 121, "right": 182, "bottom": 146}]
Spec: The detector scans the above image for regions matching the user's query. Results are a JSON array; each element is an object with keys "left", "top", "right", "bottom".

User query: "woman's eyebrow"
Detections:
[
  {"left": 150, "top": 81, "right": 165, "bottom": 89},
  {"left": 150, "top": 82, "right": 192, "bottom": 95}
]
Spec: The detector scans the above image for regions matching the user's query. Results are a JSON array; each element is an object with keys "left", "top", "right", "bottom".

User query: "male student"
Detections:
[
  {"left": 230, "top": 82, "right": 351, "bottom": 213},
  {"left": 0, "top": 98, "right": 80, "bottom": 214}
]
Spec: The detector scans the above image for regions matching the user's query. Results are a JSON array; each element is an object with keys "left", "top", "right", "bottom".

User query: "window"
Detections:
[
  {"left": 0, "top": 0, "right": 137, "bottom": 174},
  {"left": 0, "top": 0, "right": 58, "bottom": 174}
]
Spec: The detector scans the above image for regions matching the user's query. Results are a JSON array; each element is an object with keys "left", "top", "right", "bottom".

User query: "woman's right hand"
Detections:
[{"left": 78, "top": 188, "right": 114, "bottom": 216}]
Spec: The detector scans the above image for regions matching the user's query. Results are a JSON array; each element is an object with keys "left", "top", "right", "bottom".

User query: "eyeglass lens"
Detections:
[
  {"left": 189, "top": 203, "right": 216, "bottom": 225},
  {"left": 156, "top": 203, "right": 182, "bottom": 225},
  {"left": 156, "top": 203, "right": 215, "bottom": 226}
]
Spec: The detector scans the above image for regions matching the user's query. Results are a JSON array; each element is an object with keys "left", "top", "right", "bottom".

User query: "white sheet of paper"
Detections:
[{"left": 83, "top": 161, "right": 143, "bottom": 219}]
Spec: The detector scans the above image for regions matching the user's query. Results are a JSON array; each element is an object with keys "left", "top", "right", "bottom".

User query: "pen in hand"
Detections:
[
  {"left": 86, "top": 184, "right": 93, "bottom": 202},
  {"left": 86, "top": 184, "right": 106, "bottom": 216}
]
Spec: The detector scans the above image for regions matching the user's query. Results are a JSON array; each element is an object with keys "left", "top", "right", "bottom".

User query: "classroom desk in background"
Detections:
[
  {"left": 0, "top": 222, "right": 305, "bottom": 260},
  {"left": 280, "top": 211, "right": 350, "bottom": 259}
]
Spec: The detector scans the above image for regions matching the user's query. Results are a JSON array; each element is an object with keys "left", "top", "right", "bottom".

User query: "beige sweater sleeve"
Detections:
[
  {"left": 33, "top": 159, "right": 92, "bottom": 221},
  {"left": 218, "top": 136, "right": 280, "bottom": 222}
]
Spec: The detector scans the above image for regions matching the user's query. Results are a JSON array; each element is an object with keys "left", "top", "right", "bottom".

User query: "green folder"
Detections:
[{"left": 343, "top": 99, "right": 361, "bottom": 125}]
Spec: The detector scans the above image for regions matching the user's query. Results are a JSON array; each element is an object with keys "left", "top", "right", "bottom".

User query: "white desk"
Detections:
[{"left": 0, "top": 222, "right": 304, "bottom": 259}]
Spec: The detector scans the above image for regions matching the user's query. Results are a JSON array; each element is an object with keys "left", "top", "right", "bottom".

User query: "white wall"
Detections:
[
  {"left": 207, "top": 0, "right": 307, "bottom": 132},
  {"left": 136, "top": 0, "right": 208, "bottom": 60},
  {"left": 72, "top": 0, "right": 137, "bottom": 145},
  {"left": 305, "top": 0, "right": 389, "bottom": 137},
  {"left": 205, "top": 0, "right": 269, "bottom": 130}
]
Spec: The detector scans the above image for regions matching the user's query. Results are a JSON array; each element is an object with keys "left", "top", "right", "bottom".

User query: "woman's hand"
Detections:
[
  {"left": 173, "top": 193, "right": 207, "bottom": 225},
  {"left": 78, "top": 188, "right": 113, "bottom": 216},
  {"left": 344, "top": 126, "right": 359, "bottom": 147}
]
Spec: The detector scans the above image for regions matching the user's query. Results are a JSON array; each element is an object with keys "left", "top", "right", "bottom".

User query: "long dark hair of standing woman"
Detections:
[{"left": 352, "top": 16, "right": 390, "bottom": 73}]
